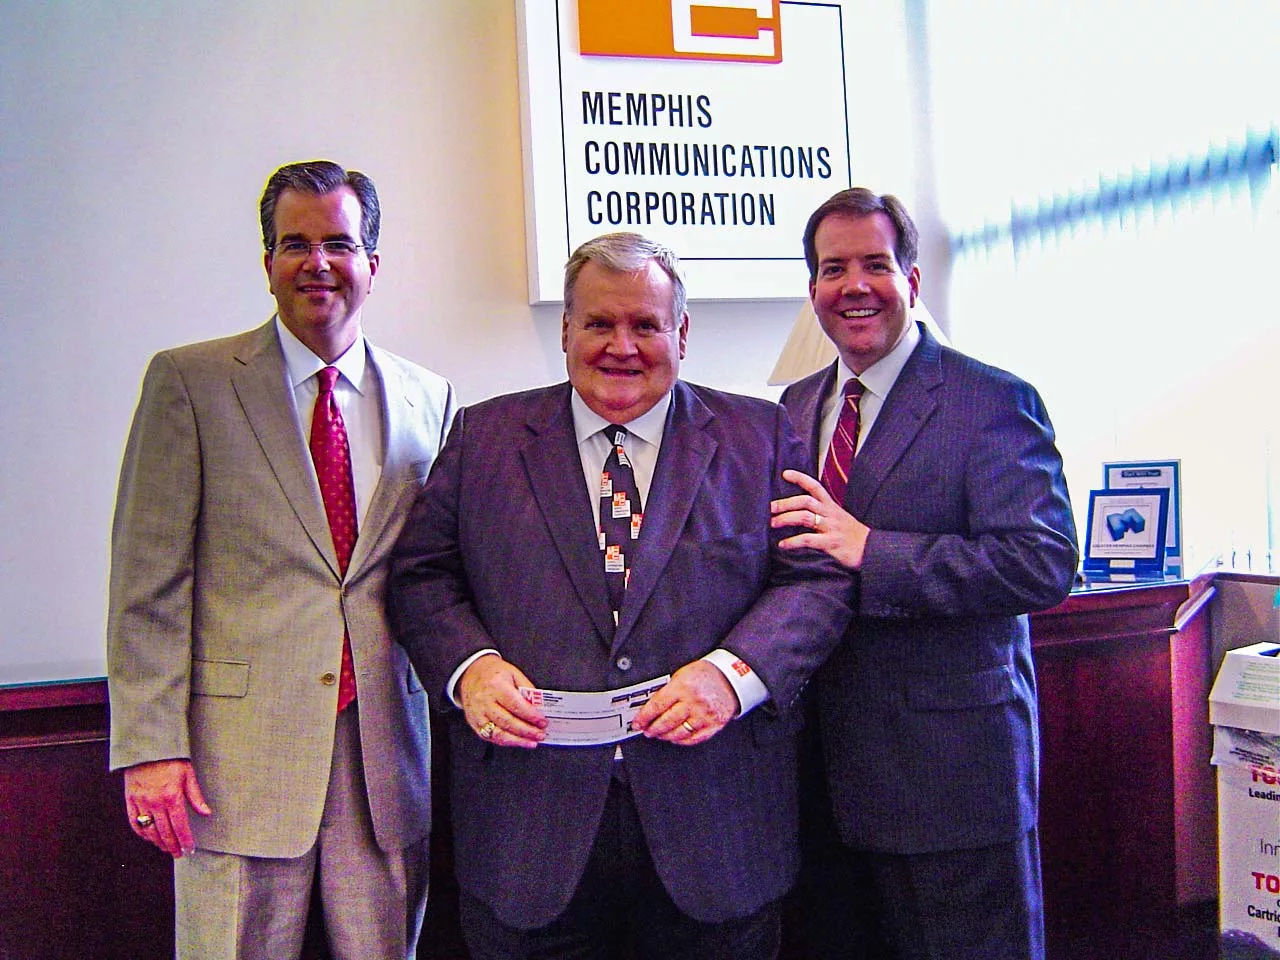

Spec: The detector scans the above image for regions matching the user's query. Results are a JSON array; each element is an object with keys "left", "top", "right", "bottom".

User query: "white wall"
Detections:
[{"left": 0, "top": 2, "right": 916, "bottom": 681}]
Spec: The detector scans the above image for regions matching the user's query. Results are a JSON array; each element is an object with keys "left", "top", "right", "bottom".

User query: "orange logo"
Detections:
[{"left": 579, "top": 0, "right": 782, "bottom": 64}]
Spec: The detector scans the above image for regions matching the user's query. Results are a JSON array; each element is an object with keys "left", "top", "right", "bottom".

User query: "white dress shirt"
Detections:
[
  {"left": 816, "top": 318, "right": 920, "bottom": 474},
  {"left": 276, "top": 317, "right": 384, "bottom": 527}
]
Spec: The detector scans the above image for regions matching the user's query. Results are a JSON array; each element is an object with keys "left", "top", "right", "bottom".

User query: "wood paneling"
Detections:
[
  {"left": 0, "top": 697, "right": 173, "bottom": 960},
  {"left": 1031, "top": 580, "right": 1214, "bottom": 960},
  {"left": 0, "top": 579, "right": 1220, "bottom": 960}
]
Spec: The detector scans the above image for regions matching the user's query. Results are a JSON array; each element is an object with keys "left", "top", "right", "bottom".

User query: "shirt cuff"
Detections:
[
  {"left": 701, "top": 649, "right": 768, "bottom": 717},
  {"left": 446, "top": 649, "right": 499, "bottom": 707}
]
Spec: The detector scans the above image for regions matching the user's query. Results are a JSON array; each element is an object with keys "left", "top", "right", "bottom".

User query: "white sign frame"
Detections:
[{"left": 517, "top": 0, "right": 855, "bottom": 303}]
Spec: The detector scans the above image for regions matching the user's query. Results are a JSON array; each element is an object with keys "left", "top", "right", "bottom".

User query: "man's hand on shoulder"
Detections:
[
  {"left": 123, "top": 758, "right": 211, "bottom": 858},
  {"left": 458, "top": 654, "right": 548, "bottom": 749},
  {"left": 632, "top": 660, "right": 737, "bottom": 746},
  {"left": 770, "top": 469, "right": 870, "bottom": 569}
]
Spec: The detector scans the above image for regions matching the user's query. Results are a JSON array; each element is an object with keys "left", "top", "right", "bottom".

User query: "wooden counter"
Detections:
[
  {"left": 1031, "top": 578, "right": 1216, "bottom": 959},
  {"left": 0, "top": 577, "right": 1220, "bottom": 959}
]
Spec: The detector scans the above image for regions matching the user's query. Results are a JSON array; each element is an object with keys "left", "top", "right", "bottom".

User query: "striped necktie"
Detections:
[{"left": 820, "top": 378, "right": 864, "bottom": 505}]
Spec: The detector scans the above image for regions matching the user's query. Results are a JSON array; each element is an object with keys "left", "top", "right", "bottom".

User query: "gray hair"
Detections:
[
  {"left": 563, "top": 232, "right": 688, "bottom": 321},
  {"left": 259, "top": 160, "right": 381, "bottom": 253}
]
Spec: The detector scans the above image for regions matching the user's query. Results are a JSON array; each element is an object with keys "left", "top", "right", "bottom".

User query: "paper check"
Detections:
[{"left": 519, "top": 675, "right": 671, "bottom": 746}]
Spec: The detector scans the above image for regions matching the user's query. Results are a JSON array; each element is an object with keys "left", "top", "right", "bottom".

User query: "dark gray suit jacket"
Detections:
[
  {"left": 781, "top": 324, "right": 1077, "bottom": 854},
  {"left": 388, "top": 380, "right": 853, "bottom": 928}
]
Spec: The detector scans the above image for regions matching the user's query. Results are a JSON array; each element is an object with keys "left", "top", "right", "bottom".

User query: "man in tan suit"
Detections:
[{"left": 107, "top": 160, "right": 454, "bottom": 959}]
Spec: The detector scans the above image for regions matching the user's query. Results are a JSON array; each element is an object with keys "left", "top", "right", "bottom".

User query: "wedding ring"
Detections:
[
  {"left": 135, "top": 813, "right": 155, "bottom": 829},
  {"left": 812, "top": 512, "right": 823, "bottom": 529},
  {"left": 681, "top": 720, "right": 696, "bottom": 734},
  {"left": 478, "top": 721, "right": 496, "bottom": 740}
]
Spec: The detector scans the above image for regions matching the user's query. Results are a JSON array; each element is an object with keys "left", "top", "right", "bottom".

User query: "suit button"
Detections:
[
  {"left": 616, "top": 656, "right": 632, "bottom": 672},
  {"left": 320, "top": 672, "right": 337, "bottom": 685}
]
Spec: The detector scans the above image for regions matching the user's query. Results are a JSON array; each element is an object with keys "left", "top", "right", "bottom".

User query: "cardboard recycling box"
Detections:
[{"left": 1210, "top": 641, "right": 1280, "bottom": 957}]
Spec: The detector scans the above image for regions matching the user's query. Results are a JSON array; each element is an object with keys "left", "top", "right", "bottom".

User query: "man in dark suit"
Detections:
[
  {"left": 388, "top": 232, "right": 853, "bottom": 960},
  {"left": 770, "top": 188, "right": 1078, "bottom": 960}
]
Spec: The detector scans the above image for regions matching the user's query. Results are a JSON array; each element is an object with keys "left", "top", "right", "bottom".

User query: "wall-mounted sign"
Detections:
[{"left": 517, "top": 0, "right": 853, "bottom": 302}]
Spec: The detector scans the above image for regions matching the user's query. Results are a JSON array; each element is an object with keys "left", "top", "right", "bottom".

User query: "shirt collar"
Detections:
[
  {"left": 836, "top": 319, "right": 920, "bottom": 400},
  {"left": 275, "top": 316, "right": 369, "bottom": 394},
  {"left": 570, "top": 388, "right": 672, "bottom": 449}
]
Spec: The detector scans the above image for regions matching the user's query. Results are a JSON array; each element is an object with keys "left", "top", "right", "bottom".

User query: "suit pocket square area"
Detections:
[
  {"left": 192, "top": 658, "right": 250, "bottom": 698},
  {"left": 905, "top": 664, "right": 1016, "bottom": 711}
]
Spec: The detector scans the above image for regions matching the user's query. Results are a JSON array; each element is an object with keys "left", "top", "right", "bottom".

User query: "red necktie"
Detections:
[
  {"left": 310, "top": 366, "right": 358, "bottom": 712},
  {"left": 820, "top": 378, "right": 864, "bottom": 505}
]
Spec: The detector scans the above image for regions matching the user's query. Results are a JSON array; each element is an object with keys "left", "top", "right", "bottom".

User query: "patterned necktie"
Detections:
[
  {"left": 599, "top": 425, "right": 643, "bottom": 616},
  {"left": 820, "top": 377, "right": 865, "bottom": 505},
  {"left": 310, "top": 366, "right": 358, "bottom": 712}
]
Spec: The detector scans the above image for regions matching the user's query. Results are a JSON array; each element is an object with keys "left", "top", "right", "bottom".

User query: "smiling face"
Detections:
[
  {"left": 809, "top": 211, "right": 920, "bottom": 374},
  {"left": 264, "top": 186, "right": 379, "bottom": 362},
  {"left": 561, "top": 259, "right": 688, "bottom": 424}
]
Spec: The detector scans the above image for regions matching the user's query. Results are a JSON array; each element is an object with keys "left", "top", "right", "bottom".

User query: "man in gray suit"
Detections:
[
  {"left": 107, "top": 160, "right": 454, "bottom": 959},
  {"left": 771, "top": 188, "right": 1077, "bottom": 959}
]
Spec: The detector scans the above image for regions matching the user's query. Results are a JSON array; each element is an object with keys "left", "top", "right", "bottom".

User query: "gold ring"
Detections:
[
  {"left": 813, "top": 512, "right": 823, "bottom": 528},
  {"left": 681, "top": 720, "right": 695, "bottom": 734},
  {"left": 135, "top": 813, "right": 155, "bottom": 829},
  {"left": 479, "top": 721, "right": 497, "bottom": 740}
]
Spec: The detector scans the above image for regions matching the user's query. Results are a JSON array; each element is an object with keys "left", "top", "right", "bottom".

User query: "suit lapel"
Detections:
[
  {"left": 846, "top": 325, "right": 942, "bottom": 516},
  {"left": 793, "top": 362, "right": 839, "bottom": 472},
  {"left": 614, "top": 382, "right": 716, "bottom": 649},
  {"left": 230, "top": 321, "right": 339, "bottom": 578},
  {"left": 348, "top": 348, "right": 412, "bottom": 578},
  {"left": 519, "top": 387, "right": 617, "bottom": 645}
]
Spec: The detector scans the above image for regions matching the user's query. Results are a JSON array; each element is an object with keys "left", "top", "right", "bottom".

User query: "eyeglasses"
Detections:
[{"left": 272, "top": 239, "right": 366, "bottom": 259}]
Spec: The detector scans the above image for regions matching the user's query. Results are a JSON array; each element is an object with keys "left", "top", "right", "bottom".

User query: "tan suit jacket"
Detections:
[{"left": 108, "top": 319, "right": 454, "bottom": 858}]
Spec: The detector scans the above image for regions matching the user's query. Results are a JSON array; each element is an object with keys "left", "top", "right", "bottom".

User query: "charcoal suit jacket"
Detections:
[
  {"left": 781, "top": 323, "right": 1077, "bottom": 854},
  {"left": 388, "top": 379, "right": 854, "bottom": 929}
]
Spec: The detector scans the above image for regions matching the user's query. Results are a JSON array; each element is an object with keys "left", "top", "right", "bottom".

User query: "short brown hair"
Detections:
[
  {"left": 802, "top": 188, "right": 918, "bottom": 282},
  {"left": 259, "top": 160, "right": 380, "bottom": 253}
]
